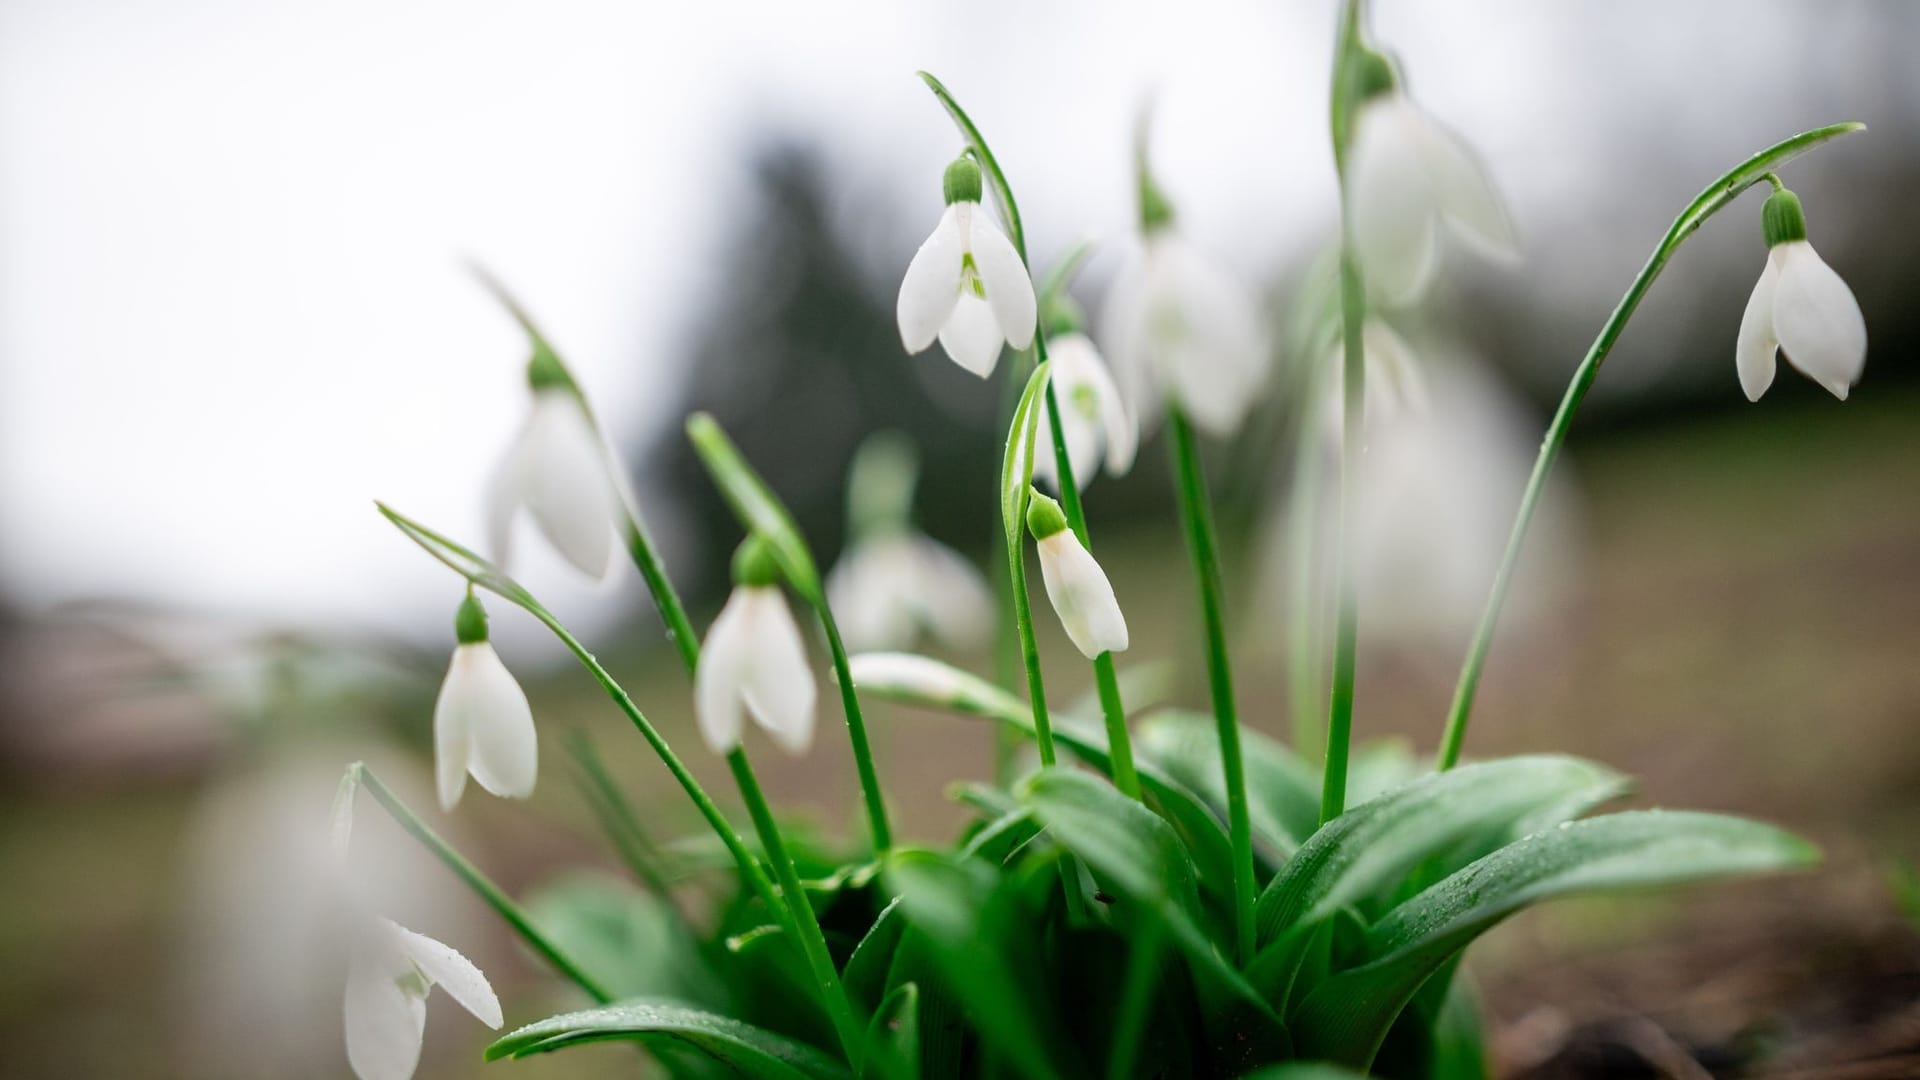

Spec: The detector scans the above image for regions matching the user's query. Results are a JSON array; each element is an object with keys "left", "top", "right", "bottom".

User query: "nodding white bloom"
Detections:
[
  {"left": 1347, "top": 54, "right": 1517, "bottom": 307},
  {"left": 695, "top": 539, "right": 817, "bottom": 755},
  {"left": 487, "top": 354, "right": 622, "bottom": 580},
  {"left": 1031, "top": 330, "right": 1138, "bottom": 493},
  {"left": 433, "top": 594, "right": 538, "bottom": 811},
  {"left": 897, "top": 155, "right": 1037, "bottom": 378},
  {"left": 1319, "top": 317, "right": 1430, "bottom": 441},
  {"left": 344, "top": 915, "right": 501, "bottom": 1080},
  {"left": 828, "top": 532, "right": 992, "bottom": 652},
  {"left": 1737, "top": 186, "right": 1867, "bottom": 401},
  {"left": 1100, "top": 218, "right": 1270, "bottom": 439},
  {"left": 1025, "top": 491, "right": 1128, "bottom": 658}
]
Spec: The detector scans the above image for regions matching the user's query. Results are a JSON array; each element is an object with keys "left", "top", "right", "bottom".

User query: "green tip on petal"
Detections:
[
  {"left": 526, "top": 342, "right": 576, "bottom": 393},
  {"left": 1762, "top": 187, "right": 1808, "bottom": 246},
  {"left": 1138, "top": 170, "right": 1176, "bottom": 233},
  {"left": 454, "top": 590, "right": 490, "bottom": 644},
  {"left": 1352, "top": 46, "right": 1398, "bottom": 103},
  {"left": 731, "top": 535, "right": 782, "bottom": 588},
  {"left": 1025, "top": 489, "right": 1069, "bottom": 540},
  {"left": 943, "top": 155, "right": 983, "bottom": 206}
]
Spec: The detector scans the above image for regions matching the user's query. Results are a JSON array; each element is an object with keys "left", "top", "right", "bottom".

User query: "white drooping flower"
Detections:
[
  {"left": 1318, "top": 317, "right": 1430, "bottom": 441},
  {"left": 828, "top": 532, "right": 992, "bottom": 652},
  {"left": 344, "top": 915, "right": 502, "bottom": 1080},
  {"left": 897, "top": 155, "right": 1037, "bottom": 377},
  {"left": 433, "top": 594, "right": 538, "bottom": 811},
  {"left": 1346, "top": 55, "right": 1517, "bottom": 307},
  {"left": 487, "top": 357, "right": 622, "bottom": 580},
  {"left": 1736, "top": 186, "right": 1867, "bottom": 401},
  {"left": 695, "top": 539, "right": 817, "bottom": 756},
  {"left": 1025, "top": 491, "right": 1129, "bottom": 659},
  {"left": 1100, "top": 225, "right": 1270, "bottom": 438},
  {"left": 1031, "top": 331, "right": 1138, "bottom": 493}
]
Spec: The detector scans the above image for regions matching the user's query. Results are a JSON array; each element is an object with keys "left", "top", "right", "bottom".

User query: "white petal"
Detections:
[
  {"left": 738, "top": 588, "right": 817, "bottom": 756},
  {"left": 393, "top": 925, "right": 503, "bottom": 1029},
  {"left": 432, "top": 652, "right": 472, "bottom": 811},
  {"left": 937, "top": 293, "right": 1004, "bottom": 378},
  {"left": 1035, "top": 533, "right": 1129, "bottom": 658},
  {"left": 965, "top": 209, "right": 1037, "bottom": 350},
  {"left": 434, "top": 644, "right": 537, "bottom": 806},
  {"left": 906, "top": 537, "right": 993, "bottom": 649},
  {"left": 1349, "top": 98, "right": 1441, "bottom": 306},
  {"left": 1097, "top": 249, "right": 1160, "bottom": 427},
  {"left": 519, "top": 392, "right": 619, "bottom": 579},
  {"left": 897, "top": 206, "right": 965, "bottom": 353},
  {"left": 1735, "top": 256, "right": 1781, "bottom": 402},
  {"left": 484, "top": 432, "right": 530, "bottom": 571},
  {"left": 694, "top": 593, "right": 753, "bottom": 755},
  {"left": 1151, "top": 238, "right": 1270, "bottom": 437},
  {"left": 826, "top": 543, "right": 916, "bottom": 652},
  {"left": 344, "top": 937, "right": 426, "bottom": 1080},
  {"left": 1772, "top": 241, "right": 1867, "bottom": 401},
  {"left": 1038, "top": 334, "right": 1134, "bottom": 491},
  {"left": 1414, "top": 105, "right": 1518, "bottom": 257}
]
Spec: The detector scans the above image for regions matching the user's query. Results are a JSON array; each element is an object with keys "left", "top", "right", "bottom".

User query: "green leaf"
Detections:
[
  {"left": 1669, "top": 123, "right": 1865, "bottom": 240},
  {"left": 526, "top": 875, "right": 723, "bottom": 1005},
  {"left": 486, "top": 998, "right": 852, "bottom": 1079},
  {"left": 860, "top": 983, "right": 921, "bottom": 1080},
  {"left": 375, "top": 502, "right": 536, "bottom": 611},
  {"left": 882, "top": 849, "right": 1065, "bottom": 1079},
  {"left": 687, "top": 412, "right": 825, "bottom": 605},
  {"left": 1255, "top": 755, "right": 1629, "bottom": 948},
  {"left": 1000, "top": 362, "right": 1051, "bottom": 553},
  {"left": 1016, "top": 770, "right": 1273, "bottom": 1016},
  {"left": 1291, "top": 810, "right": 1818, "bottom": 1067},
  {"left": 1236, "top": 1065, "right": 1373, "bottom": 1080},
  {"left": 1137, "top": 711, "right": 1322, "bottom": 859},
  {"left": 843, "top": 897, "right": 906, "bottom": 1012},
  {"left": 916, "top": 71, "right": 1024, "bottom": 258}
]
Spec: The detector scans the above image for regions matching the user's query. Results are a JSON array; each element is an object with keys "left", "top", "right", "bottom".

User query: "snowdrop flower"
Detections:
[
  {"left": 1346, "top": 52, "right": 1517, "bottom": 307},
  {"left": 1100, "top": 184, "right": 1270, "bottom": 438},
  {"left": 1737, "top": 185, "right": 1867, "bottom": 401},
  {"left": 1031, "top": 324, "right": 1138, "bottom": 493},
  {"left": 1318, "top": 317, "right": 1430, "bottom": 441},
  {"left": 487, "top": 351, "right": 622, "bottom": 579},
  {"left": 828, "top": 534, "right": 992, "bottom": 652},
  {"left": 897, "top": 155, "right": 1037, "bottom": 377},
  {"left": 433, "top": 593, "right": 537, "bottom": 810},
  {"left": 344, "top": 915, "right": 502, "bottom": 1080},
  {"left": 1025, "top": 491, "right": 1128, "bottom": 658},
  {"left": 695, "top": 538, "right": 817, "bottom": 756}
]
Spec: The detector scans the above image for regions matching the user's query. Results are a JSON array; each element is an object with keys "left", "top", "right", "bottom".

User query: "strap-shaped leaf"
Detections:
[
  {"left": 859, "top": 983, "right": 921, "bottom": 1080},
  {"left": 1136, "top": 711, "right": 1322, "bottom": 858},
  {"left": 1255, "top": 755, "right": 1629, "bottom": 947},
  {"left": 1291, "top": 810, "right": 1818, "bottom": 1067},
  {"left": 842, "top": 897, "right": 906, "bottom": 1013},
  {"left": 687, "top": 412, "right": 825, "bottom": 605},
  {"left": 1001, "top": 362, "right": 1051, "bottom": 552},
  {"left": 1017, "top": 770, "right": 1274, "bottom": 1016},
  {"left": 486, "top": 998, "right": 852, "bottom": 1079}
]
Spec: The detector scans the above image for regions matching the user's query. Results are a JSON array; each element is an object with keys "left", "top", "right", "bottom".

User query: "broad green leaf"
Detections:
[
  {"left": 1291, "top": 810, "right": 1817, "bottom": 1067},
  {"left": 1237, "top": 1066, "right": 1372, "bottom": 1080},
  {"left": 1000, "top": 362, "right": 1051, "bottom": 552},
  {"left": 1016, "top": 770, "right": 1273, "bottom": 1016},
  {"left": 486, "top": 998, "right": 851, "bottom": 1079},
  {"left": 687, "top": 412, "right": 825, "bottom": 605},
  {"left": 859, "top": 983, "right": 920, "bottom": 1080},
  {"left": 1255, "top": 755, "right": 1629, "bottom": 947},
  {"left": 1137, "top": 711, "right": 1321, "bottom": 858},
  {"left": 842, "top": 897, "right": 905, "bottom": 1012},
  {"left": 882, "top": 848, "right": 1066, "bottom": 1079},
  {"left": 527, "top": 875, "right": 723, "bottom": 1005}
]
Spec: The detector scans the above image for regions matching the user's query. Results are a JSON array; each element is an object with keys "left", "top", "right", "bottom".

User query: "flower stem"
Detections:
[
  {"left": 1284, "top": 394, "right": 1329, "bottom": 761},
  {"left": 353, "top": 766, "right": 614, "bottom": 1004},
  {"left": 814, "top": 605, "right": 893, "bottom": 851},
  {"left": 1166, "top": 407, "right": 1254, "bottom": 966},
  {"left": 1433, "top": 121, "right": 1867, "bottom": 770},
  {"left": 621, "top": 512, "right": 702, "bottom": 674},
  {"left": 1007, "top": 540, "right": 1058, "bottom": 770},
  {"left": 726, "top": 748, "right": 867, "bottom": 1063}
]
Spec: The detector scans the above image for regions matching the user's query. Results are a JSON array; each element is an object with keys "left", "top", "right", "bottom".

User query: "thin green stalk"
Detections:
[
  {"left": 726, "top": 749, "right": 866, "bottom": 1062},
  {"left": 353, "top": 766, "right": 614, "bottom": 1004},
  {"left": 1007, "top": 542, "right": 1058, "bottom": 769},
  {"left": 1166, "top": 408, "right": 1255, "bottom": 965},
  {"left": 814, "top": 606, "right": 893, "bottom": 851},
  {"left": 621, "top": 513, "right": 702, "bottom": 674},
  {"left": 1433, "top": 120, "right": 1866, "bottom": 770},
  {"left": 1284, "top": 402, "right": 1329, "bottom": 761}
]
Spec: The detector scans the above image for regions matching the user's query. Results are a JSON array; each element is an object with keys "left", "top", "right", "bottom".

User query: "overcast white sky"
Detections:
[{"left": 0, "top": 0, "right": 1898, "bottom": 642}]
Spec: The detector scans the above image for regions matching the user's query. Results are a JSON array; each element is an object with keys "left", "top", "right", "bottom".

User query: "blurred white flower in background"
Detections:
[
  {"left": 488, "top": 381, "right": 622, "bottom": 581},
  {"left": 1030, "top": 330, "right": 1137, "bottom": 494}
]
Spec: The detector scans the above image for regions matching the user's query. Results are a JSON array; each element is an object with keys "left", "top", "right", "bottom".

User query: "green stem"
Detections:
[
  {"left": 815, "top": 607, "right": 894, "bottom": 851},
  {"left": 1284, "top": 393, "right": 1329, "bottom": 761},
  {"left": 726, "top": 750, "right": 866, "bottom": 1062},
  {"left": 1007, "top": 541, "right": 1058, "bottom": 769},
  {"left": 1166, "top": 408, "right": 1255, "bottom": 966},
  {"left": 1433, "top": 121, "right": 1866, "bottom": 770},
  {"left": 355, "top": 766, "right": 614, "bottom": 1004},
  {"left": 621, "top": 513, "right": 702, "bottom": 675}
]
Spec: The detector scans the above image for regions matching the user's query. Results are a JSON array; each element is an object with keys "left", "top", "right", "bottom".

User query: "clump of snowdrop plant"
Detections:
[{"left": 342, "top": 7, "right": 1872, "bottom": 1078}]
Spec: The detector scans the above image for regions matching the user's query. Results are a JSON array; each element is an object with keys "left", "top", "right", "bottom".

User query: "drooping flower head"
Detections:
[
  {"left": 433, "top": 592, "right": 538, "bottom": 811},
  {"left": 1031, "top": 297, "right": 1138, "bottom": 493},
  {"left": 343, "top": 915, "right": 502, "bottom": 1080},
  {"left": 897, "top": 154, "right": 1038, "bottom": 377},
  {"left": 1025, "top": 490, "right": 1128, "bottom": 659},
  {"left": 695, "top": 536, "right": 818, "bottom": 756},
  {"left": 1345, "top": 49, "right": 1517, "bottom": 307},
  {"left": 487, "top": 345, "right": 623, "bottom": 580},
  {"left": 1100, "top": 135, "right": 1270, "bottom": 438},
  {"left": 1736, "top": 184, "right": 1867, "bottom": 401}
]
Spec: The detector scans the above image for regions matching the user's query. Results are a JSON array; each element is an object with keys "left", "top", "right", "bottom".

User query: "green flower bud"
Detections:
[
  {"left": 943, "top": 155, "right": 983, "bottom": 206},
  {"left": 1762, "top": 187, "right": 1808, "bottom": 247},
  {"left": 1352, "top": 47, "right": 1398, "bottom": 103},
  {"left": 1139, "top": 169, "right": 1176, "bottom": 233},
  {"left": 731, "top": 535, "right": 782, "bottom": 588},
  {"left": 1025, "top": 489, "right": 1069, "bottom": 541},
  {"left": 454, "top": 591, "right": 490, "bottom": 645}
]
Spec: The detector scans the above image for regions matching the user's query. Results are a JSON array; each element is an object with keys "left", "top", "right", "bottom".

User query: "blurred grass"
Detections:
[{"left": 0, "top": 386, "right": 1915, "bottom": 1077}]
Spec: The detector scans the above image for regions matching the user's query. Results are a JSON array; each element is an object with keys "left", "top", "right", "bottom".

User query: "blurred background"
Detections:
[{"left": 2, "top": 0, "right": 1917, "bottom": 1076}]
